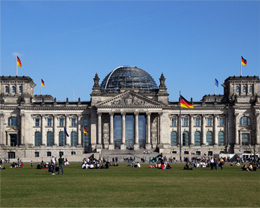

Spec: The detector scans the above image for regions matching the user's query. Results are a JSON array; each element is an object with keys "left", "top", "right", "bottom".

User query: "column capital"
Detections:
[
  {"left": 121, "top": 112, "right": 126, "bottom": 116},
  {"left": 146, "top": 112, "right": 151, "bottom": 116},
  {"left": 134, "top": 112, "right": 139, "bottom": 116},
  {"left": 109, "top": 112, "right": 114, "bottom": 116}
]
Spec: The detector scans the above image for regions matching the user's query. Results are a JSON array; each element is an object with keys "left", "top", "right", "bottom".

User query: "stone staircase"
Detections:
[{"left": 99, "top": 149, "right": 160, "bottom": 163}]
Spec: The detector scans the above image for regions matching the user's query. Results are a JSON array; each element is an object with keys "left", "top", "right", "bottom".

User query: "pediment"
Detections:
[{"left": 96, "top": 91, "right": 164, "bottom": 108}]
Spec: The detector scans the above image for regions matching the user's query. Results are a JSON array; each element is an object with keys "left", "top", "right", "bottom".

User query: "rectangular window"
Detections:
[
  {"left": 242, "top": 133, "right": 249, "bottom": 145},
  {"left": 71, "top": 118, "right": 76, "bottom": 126},
  {"left": 47, "top": 119, "right": 52, "bottom": 126},
  {"left": 219, "top": 118, "right": 224, "bottom": 126},
  {"left": 83, "top": 118, "right": 88, "bottom": 126},
  {"left": 35, "top": 152, "right": 39, "bottom": 157},
  {"left": 47, "top": 152, "right": 51, "bottom": 157},
  {"left": 172, "top": 118, "right": 176, "bottom": 126},
  {"left": 35, "top": 119, "right": 40, "bottom": 127},
  {"left": 60, "top": 118, "right": 64, "bottom": 127},
  {"left": 195, "top": 118, "right": 200, "bottom": 126},
  {"left": 207, "top": 118, "right": 212, "bottom": 126},
  {"left": 183, "top": 118, "right": 188, "bottom": 126}
]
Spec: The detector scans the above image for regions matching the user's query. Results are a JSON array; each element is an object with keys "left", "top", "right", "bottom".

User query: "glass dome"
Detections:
[{"left": 100, "top": 66, "right": 158, "bottom": 92}]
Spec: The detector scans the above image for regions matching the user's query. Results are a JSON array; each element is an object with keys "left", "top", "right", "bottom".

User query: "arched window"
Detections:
[
  {"left": 83, "top": 131, "right": 90, "bottom": 147},
  {"left": 194, "top": 131, "right": 201, "bottom": 146},
  {"left": 239, "top": 117, "right": 250, "bottom": 126},
  {"left": 71, "top": 131, "right": 77, "bottom": 146},
  {"left": 47, "top": 132, "right": 54, "bottom": 146},
  {"left": 249, "top": 86, "right": 253, "bottom": 93},
  {"left": 182, "top": 131, "right": 189, "bottom": 146},
  {"left": 243, "top": 86, "right": 246, "bottom": 93},
  {"left": 35, "top": 132, "right": 41, "bottom": 146},
  {"left": 206, "top": 131, "right": 213, "bottom": 146},
  {"left": 19, "top": 86, "right": 23, "bottom": 93},
  {"left": 5, "top": 86, "right": 9, "bottom": 93},
  {"left": 218, "top": 131, "right": 224, "bottom": 146},
  {"left": 12, "top": 86, "right": 16, "bottom": 93},
  {"left": 171, "top": 131, "right": 177, "bottom": 146},
  {"left": 236, "top": 86, "right": 240, "bottom": 93},
  {"left": 59, "top": 131, "right": 66, "bottom": 146},
  {"left": 8, "top": 117, "right": 20, "bottom": 126}
]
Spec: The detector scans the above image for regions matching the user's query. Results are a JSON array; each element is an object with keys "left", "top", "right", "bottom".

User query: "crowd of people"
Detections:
[
  {"left": 1, "top": 153, "right": 260, "bottom": 173},
  {"left": 81, "top": 155, "right": 118, "bottom": 169}
]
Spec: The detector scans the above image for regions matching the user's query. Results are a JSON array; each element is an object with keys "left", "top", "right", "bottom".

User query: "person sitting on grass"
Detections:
[
  {"left": 242, "top": 163, "right": 250, "bottom": 171},
  {"left": 184, "top": 163, "right": 193, "bottom": 170},
  {"left": 248, "top": 163, "right": 253, "bottom": 171},
  {"left": 133, "top": 162, "right": 141, "bottom": 168},
  {"left": 37, "top": 163, "right": 41, "bottom": 169}
]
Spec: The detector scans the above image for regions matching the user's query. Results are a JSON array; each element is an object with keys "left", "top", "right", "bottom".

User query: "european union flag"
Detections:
[
  {"left": 215, "top": 78, "right": 219, "bottom": 87},
  {"left": 64, "top": 127, "right": 69, "bottom": 137}
]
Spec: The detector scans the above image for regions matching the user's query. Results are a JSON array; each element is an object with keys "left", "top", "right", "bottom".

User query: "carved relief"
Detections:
[{"left": 110, "top": 94, "right": 146, "bottom": 106}]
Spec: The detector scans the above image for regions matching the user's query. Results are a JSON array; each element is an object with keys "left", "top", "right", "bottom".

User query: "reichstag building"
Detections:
[{"left": 0, "top": 66, "right": 259, "bottom": 161}]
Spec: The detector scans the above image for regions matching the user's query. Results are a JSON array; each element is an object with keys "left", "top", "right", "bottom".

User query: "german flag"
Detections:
[
  {"left": 17, "top": 56, "right": 22, "bottom": 67},
  {"left": 84, "top": 128, "right": 87, "bottom": 136},
  {"left": 180, "top": 95, "right": 194, "bottom": 109},
  {"left": 241, "top": 56, "right": 247, "bottom": 66},
  {"left": 41, "top": 79, "right": 45, "bottom": 87}
]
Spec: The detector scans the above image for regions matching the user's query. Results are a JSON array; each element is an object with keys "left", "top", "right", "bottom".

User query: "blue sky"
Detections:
[{"left": 1, "top": 1, "right": 259, "bottom": 102}]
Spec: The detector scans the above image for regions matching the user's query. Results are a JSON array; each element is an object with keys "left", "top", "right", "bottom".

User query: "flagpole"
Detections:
[
  {"left": 16, "top": 57, "right": 18, "bottom": 76},
  {"left": 214, "top": 78, "right": 216, "bottom": 95},
  {"left": 179, "top": 90, "right": 182, "bottom": 163},
  {"left": 240, "top": 55, "right": 242, "bottom": 76},
  {"left": 40, "top": 78, "right": 42, "bottom": 95}
]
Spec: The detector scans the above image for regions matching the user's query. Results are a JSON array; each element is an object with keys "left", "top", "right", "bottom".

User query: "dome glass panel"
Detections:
[{"left": 100, "top": 66, "right": 158, "bottom": 92}]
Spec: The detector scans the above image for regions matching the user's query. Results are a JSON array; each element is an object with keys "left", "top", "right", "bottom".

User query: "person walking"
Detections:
[
  {"left": 58, "top": 155, "right": 64, "bottom": 175},
  {"left": 214, "top": 157, "right": 219, "bottom": 170},
  {"left": 219, "top": 157, "right": 224, "bottom": 170},
  {"left": 51, "top": 156, "right": 56, "bottom": 175},
  {"left": 30, "top": 160, "right": 33, "bottom": 168},
  {"left": 210, "top": 157, "right": 214, "bottom": 170}
]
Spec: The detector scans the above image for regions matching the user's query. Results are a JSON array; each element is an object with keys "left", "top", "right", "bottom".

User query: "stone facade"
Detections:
[{"left": 0, "top": 68, "right": 260, "bottom": 162}]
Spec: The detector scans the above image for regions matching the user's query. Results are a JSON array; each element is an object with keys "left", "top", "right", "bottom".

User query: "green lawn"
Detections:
[{"left": 1, "top": 163, "right": 259, "bottom": 207}]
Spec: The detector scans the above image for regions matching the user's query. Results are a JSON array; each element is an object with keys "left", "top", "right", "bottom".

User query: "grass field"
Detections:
[{"left": 1, "top": 162, "right": 260, "bottom": 207}]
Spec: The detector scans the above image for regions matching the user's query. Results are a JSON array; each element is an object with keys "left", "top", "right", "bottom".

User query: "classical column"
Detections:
[
  {"left": 41, "top": 115, "right": 46, "bottom": 146},
  {"left": 0, "top": 113, "right": 4, "bottom": 145},
  {"left": 122, "top": 113, "right": 126, "bottom": 144},
  {"left": 20, "top": 113, "right": 25, "bottom": 145},
  {"left": 214, "top": 115, "right": 218, "bottom": 145},
  {"left": 159, "top": 113, "right": 162, "bottom": 145},
  {"left": 202, "top": 115, "right": 206, "bottom": 145},
  {"left": 256, "top": 113, "right": 260, "bottom": 144},
  {"left": 65, "top": 115, "right": 69, "bottom": 145},
  {"left": 98, "top": 113, "right": 102, "bottom": 145},
  {"left": 146, "top": 113, "right": 151, "bottom": 145},
  {"left": 109, "top": 113, "right": 114, "bottom": 144},
  {"left": 77, "top": 114, "right": 81, "bottom": 146},
  {"left": 53, "top": 115, "right": 57, "bottom": 146},
  {"left": 135, "top": 112, "right": 139, "bottom": 144},
  {"left": 121, "top": 112, "right": 126, "bottom": 150},
  {"left": 234, "top": 113, "right": 239, "bottom": 145},
  {"left": 190, "top": 115, "right": 194, "bottom": 145}
]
